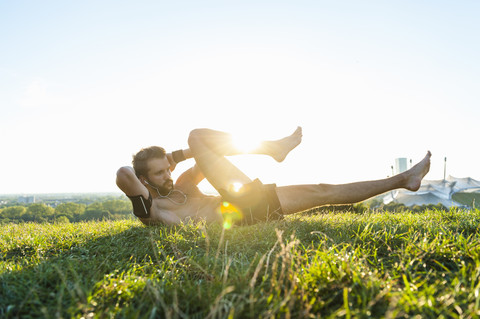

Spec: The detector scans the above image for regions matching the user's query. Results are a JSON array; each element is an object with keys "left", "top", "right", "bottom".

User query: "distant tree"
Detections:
[
  {"left": 26, "top": 204, "right": 55, "bottom": 222},
  {"left": 55, "top": 216, "right": 70, "bottom": 223},
  {"left": 55, "top": 202, "right": 86, "bottom": 221},
  {"left": 0, "top": 197, "right": 134, "bottom": 223},
  {"left": 86, "top": 202, "right": 103, "bottom": 211},
  {"left": 82, "top": 208, "right": 112, "bottom": 221},
  {"left": 101, "top": 199, "right": 132, "bottom": 215},
  {"left": 0, "top": 206, "right": 27, "bottom": 221}
]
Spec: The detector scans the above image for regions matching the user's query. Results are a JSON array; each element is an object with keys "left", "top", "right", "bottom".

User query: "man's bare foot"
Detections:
[
  {"left": 403, "top": 151, "right": 432, "bottom": 191},
  {"left": 262, "top": 127, "right": 303, "bottom": 162}
]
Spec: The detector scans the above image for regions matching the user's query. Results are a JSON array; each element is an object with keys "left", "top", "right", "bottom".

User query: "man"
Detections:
[{"left": 116, "top": 127, "right": 431, "bottom": 226}]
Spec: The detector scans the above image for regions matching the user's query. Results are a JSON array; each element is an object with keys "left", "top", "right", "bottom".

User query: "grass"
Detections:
[
  {"left": 2, "top": 208, "right": 480, "bottom": 318},
  {"left": 452, "top": 192, "right": 480, "bottom": 208}
]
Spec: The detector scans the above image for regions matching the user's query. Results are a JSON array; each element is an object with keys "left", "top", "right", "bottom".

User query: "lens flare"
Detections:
[
  {"left": 232, "top": 134, "right": 261, "bottom": 153},
  {"left": 232, "top": 182, "right": 243, "bottom": 193},
  {"left": 220, "top": 201, "right": 243, "bottom": 229}
]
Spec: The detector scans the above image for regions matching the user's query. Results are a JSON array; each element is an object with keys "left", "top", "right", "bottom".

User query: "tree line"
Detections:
[
  {"left": 0, "top": 196, "right": 456, "bottom": 224},
  {"left": 0, "top": 199, "right": 134, "bottom": 223}
]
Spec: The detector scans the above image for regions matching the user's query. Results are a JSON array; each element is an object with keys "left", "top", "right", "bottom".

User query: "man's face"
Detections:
[{"left": 145, "top": 157, "right": 173, "bottom": 195}]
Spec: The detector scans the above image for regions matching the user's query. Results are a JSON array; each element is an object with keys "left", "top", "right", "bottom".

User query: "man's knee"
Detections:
[
  {"left": 187, "top": 129, "right": 202, "bottom": 148},
  {"left": 188, "top": 128, "right": 212, "bottom": 148}
]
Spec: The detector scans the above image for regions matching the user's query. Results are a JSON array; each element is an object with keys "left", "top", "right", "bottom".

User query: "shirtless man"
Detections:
[{"left": 116, "top": 127, "right": 431, "bottom": 226}]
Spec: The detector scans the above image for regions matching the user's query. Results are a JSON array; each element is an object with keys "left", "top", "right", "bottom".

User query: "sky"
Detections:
[{"left": 0, "top": 1, "right": 479, "bottom": 194}]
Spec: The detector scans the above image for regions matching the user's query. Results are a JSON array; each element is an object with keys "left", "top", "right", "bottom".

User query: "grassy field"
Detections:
[
  {"left": 2, "top": 208, "right": 480, "bottom": 318},
  {"left": 452, "top": 192, "right": 480, "bottom": 209}
]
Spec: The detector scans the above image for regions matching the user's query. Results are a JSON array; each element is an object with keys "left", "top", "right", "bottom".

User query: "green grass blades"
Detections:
[{"left": 2, "top": 209, "right": 480, "bottom": 318}]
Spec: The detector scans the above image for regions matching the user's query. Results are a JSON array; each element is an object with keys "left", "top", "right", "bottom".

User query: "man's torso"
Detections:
[{"left": 150, "top": 191, "right": 223, "bottom": 223}]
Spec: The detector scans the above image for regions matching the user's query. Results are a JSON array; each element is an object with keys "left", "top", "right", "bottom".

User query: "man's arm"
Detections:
[
  {"left": 175, "top": 164, "right": 205, "bottom": 189},
  {"left": 116, "top": 166, "right": 149, "bottom": 198},
  {"left": 116, "top": 166, "right": 184, "bottom": 225},
  {"left": 166, "top": 148, "right": 193, "bottom": 172},
  {"left": 166, "top": 148, "right": 206, "bottom": 193}
]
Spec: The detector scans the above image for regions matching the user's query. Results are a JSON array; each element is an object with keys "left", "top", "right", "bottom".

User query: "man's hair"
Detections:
[{"left": 132, "top": 146, "right": 167, "bottom": 178}]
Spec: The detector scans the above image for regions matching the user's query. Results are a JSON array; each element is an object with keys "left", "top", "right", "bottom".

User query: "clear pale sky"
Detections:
[{"left": 1, "top": 1, "right": 479, "bottom": 194}]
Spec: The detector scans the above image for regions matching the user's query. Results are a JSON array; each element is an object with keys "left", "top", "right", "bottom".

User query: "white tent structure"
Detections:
[
  {"left": 446, "top": 175, "right": 480, "bottom": 193},
  {"left": 383, "top": 175, "right": 480, "bottom": 208}
]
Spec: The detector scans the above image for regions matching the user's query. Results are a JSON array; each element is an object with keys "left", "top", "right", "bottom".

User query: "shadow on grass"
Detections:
[{"left": 1, "top": 224, "right": 199, "bottom": 318}]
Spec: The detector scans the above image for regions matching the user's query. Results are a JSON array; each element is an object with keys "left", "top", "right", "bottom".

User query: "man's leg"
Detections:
[
  {"left": 187, "top": 128, "right": 302, "bottom": 192},
  {"left": 276, "top": 151, "right": 432, "bottom": 215}
]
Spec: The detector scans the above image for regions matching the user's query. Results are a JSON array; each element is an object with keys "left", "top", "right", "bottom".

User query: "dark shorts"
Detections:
[{"left": 217, "top": 179, "right": 284, "bottom": 225}]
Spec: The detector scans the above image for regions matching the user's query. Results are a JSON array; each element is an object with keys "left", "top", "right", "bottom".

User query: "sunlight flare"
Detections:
[
  {"left": 231, "top": 182, "right": 243, "bottom": 193},
  {"left": 232, "top": 133, "right": 261, "bottom": 153},
  {"left": 220, "top": 201, "right": 243, "bottom": 229}
]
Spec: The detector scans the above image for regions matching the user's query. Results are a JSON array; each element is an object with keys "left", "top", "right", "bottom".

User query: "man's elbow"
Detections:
[
  {"left": 117, "top": 166, "right": 133, "bottom": 176},
  {"left": 116, "top": 166, "right": 135, "bottom": 187}
]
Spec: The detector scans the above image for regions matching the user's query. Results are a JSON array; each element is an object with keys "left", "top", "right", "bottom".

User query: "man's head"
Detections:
[{"left": 132, "top": 146, "right": 173, "bottom": 195}]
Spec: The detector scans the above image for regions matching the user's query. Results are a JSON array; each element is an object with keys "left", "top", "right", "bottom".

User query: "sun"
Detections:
[{"left": 231, "top": 132, "right": 261, "bottom": 153}]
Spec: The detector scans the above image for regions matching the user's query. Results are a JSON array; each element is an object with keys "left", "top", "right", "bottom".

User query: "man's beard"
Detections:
[{"left": 147, "top": 179, "right": 173, "bottom": 196}]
